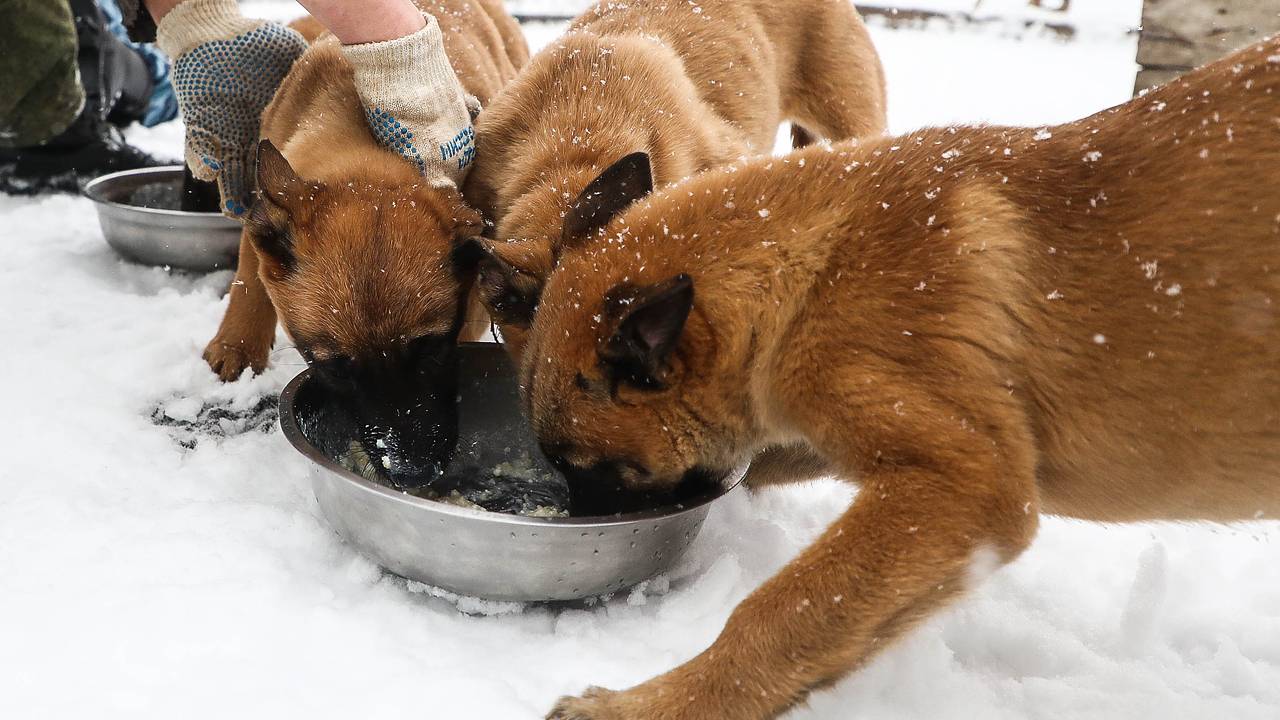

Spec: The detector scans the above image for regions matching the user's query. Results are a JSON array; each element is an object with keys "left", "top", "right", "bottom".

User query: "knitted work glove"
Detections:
[
  {"left": 341, "top": 14, "right": 476, "bottom": 188},
  {"left": 157, "top": 0, "right": 306, "bottom": 216}
]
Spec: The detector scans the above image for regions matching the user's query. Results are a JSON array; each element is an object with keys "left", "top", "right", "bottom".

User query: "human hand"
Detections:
[
  {"left": 157, "top": 0, "right": 307, "bottom": 216},
  {"left": 342, "top": 13, "right": 476, "bottom": 188}
]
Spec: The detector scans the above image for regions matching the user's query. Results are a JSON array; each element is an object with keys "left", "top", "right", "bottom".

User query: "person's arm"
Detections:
[
  {"left": 149, "top": 0, "right": 474, "bottom": 212},
  {"left": 149, "top": 0, "right": 427, "bottom": 41},
  {"left": 142, "top": 0, "right": 185, "bottom": 21},
  {"left": 295, "top": 0, "right": 425, "bottom": 45},
  {"left": 334, "top": 8, "right": 477, "bottom": 188}
]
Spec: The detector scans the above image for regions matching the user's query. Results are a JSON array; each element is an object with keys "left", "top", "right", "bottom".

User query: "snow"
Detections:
[{"left": 2, "top": 4, "right": 1278, "bottom": 719}]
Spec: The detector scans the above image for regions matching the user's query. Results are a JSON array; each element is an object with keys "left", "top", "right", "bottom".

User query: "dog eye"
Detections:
[
  {"left": 607, "top": 364, "right": 666, "bottom": 397},
  {"left": 490, "top": 287, "right": 538, "bottom": 325},
  {"left": 597, "top": 352, "right": 666, "bottom": 397},
  {"left": 310, "top": 355, "right": 358, "bottom": 392}
]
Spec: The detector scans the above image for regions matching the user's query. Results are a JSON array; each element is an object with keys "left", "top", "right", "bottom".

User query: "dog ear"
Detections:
[
  {"left": 451, "top": 238, "right": 545, "bottom": 329},
  {"left": 246, "top": 201, "right": 297, "bottom": 278},
  {"left": 255, "top": 140, "right": 307, "bottom": 209},
  {"left": 600, "top": 274, "right": 694, "bottom": 387},
  {"left": 449, "top": 198, "right": 486, "bottom": 239},
  {"left": 249, "top": 140, "right": 321, "bottom": 278},
  {"left": 460, "top": 170, "right": 499, "bottom": 238},
  {"left": 562, "top": 151, "right": 653, "bottom": 247}
]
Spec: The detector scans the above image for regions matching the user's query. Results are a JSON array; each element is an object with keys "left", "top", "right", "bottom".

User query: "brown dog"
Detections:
[
  {"left": 478, "top": 38, "right": 1280, "bottom": 720},
  {"left": 460, "top": 0, "right": 887, "bottom": 358},
  {"left": 203, "top": 0, "right": 528, "bottom": 384},
  {"left": 200, "top": 0, "right": 526, "bottom": 487}
]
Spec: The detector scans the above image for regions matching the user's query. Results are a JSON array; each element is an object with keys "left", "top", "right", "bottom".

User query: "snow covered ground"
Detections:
[{"left": 2, "top": 3, "right": 1278, "bottom": 719}]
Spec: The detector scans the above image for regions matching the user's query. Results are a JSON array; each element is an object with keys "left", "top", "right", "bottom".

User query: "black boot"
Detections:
[
  {"left": 0, "top": 121, "right": 168, "bottom": 195},
  {"left": 0, "top": 0, "right": 171, "bottom": 196}
]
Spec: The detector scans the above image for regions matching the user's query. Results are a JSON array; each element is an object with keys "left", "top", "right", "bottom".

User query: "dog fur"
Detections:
[
  {"left": 495, "top": 38, "right": 1280, "bottom": 719},
  {"left": 202, "top": 0, "right": 528, "bottom": 381},
  {"left": 461, "top": 0, "right": 887, "bottom": 358}
]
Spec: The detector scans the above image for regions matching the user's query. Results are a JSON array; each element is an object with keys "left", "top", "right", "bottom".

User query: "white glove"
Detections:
[
  {"left": 341, "top": 13, "right": 476, "bottom": 188},
  {"left": 157, "top": 0, "right": 307, "bottom": 216}
]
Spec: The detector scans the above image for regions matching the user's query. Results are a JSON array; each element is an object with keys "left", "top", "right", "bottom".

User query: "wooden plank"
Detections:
[
  {"left": 853, "top": 5, "right": 1077, "bottom": 39},
  {"left": 1135, "top": 0, "right": 1280, "bottom": 93}
]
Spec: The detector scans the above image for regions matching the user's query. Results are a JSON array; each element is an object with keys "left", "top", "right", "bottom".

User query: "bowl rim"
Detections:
[
  {"left": 83, "top": 165, "right": 236, "bottom": 221},
  {"left": 278, "top": 361, "right": 747, "bottom": 529}
]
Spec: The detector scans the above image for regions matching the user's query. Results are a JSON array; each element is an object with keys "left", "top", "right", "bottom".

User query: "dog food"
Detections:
[
  {"left": 338, "top": 439, "right": 569, "bottom": 518},
  {"left": 338, "top": 440, "right": 381, "bottom": 482},
  {"left": 127, "top": 181, "right": 183, "bottom": 210}
]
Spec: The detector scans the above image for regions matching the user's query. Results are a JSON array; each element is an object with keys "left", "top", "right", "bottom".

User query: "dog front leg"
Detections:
[
  {"left": 549, "top": 447, "right": 1038, "bottom": 720},
  {"left": 203, "top": 229, "right": 277, "bottom": 381}
]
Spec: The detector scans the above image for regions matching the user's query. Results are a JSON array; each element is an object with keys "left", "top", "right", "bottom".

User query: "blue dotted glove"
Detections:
[{"left": 157, "top": 0, "right": 306, "bottom": 216}]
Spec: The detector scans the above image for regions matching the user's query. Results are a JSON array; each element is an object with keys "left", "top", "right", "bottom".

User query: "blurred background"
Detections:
[
  {"left": 247, "top": 0, "right": 1148, "bottom": 132},
  {"left": 235, "top": 0, "right": 1278, "bottom": 133}
]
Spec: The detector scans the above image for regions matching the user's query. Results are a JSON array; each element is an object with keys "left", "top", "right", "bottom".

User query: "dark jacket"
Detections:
[{"left": 115, "top": 0, "right": 158, "bottom": 42}]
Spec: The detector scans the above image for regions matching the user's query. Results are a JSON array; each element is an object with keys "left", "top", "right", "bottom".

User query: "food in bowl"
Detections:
[
  {"left": 280, "top": 343, "right": 747, "bottom": 601},
  {"left": 82, "top": 166, "right": 240, "bottom": 271},
  {"left": 293, "top": 343, "right": 721, "bottom": 518},
  {"left": 338, "top": 438, "right": 570, "bottom": 518}
]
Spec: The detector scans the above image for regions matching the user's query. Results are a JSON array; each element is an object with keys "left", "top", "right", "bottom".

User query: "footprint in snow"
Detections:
[{"left": 150, "top": 394, "right": 279, "bottom": 450}]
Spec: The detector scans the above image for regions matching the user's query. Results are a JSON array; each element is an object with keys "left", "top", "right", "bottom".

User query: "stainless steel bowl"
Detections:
[
  {"left": 279, "top": 343, "right": 745, "bottom": 602},
  {"left": 83, "top": 166, "right": 240, "bottom": 271}
]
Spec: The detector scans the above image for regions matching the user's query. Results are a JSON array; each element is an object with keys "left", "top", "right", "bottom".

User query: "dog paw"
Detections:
[
  {"left": 203, "top": 336, "right": 270, "bottom": 382},
  {"left": 546, "top": 687, "right": 626, "bottom": 720}
]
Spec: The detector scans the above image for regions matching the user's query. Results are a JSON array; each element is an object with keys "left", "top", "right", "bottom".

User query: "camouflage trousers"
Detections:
[{"left": 0, "top": 0, "right": 85, "bottom": 147}]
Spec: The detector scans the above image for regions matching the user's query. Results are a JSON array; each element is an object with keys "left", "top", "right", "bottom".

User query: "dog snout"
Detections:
[
  {"left": 539, "top": 441, "right": 576, "bottom": 473},
  {"left": 379, "top": 444, "right": 447, "bottom": 489},
  {"left": 360, "top": 416, "right": 456, "bottom": 490},
  {"left": 385, "top": 463, "right": 443, "bottom": 490},
  {"left": 559, "top": 459, "right": 667, "bottom": 516}
]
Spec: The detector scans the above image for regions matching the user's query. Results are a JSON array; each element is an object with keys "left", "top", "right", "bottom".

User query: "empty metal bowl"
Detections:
[
  {"left": 279, "top": 343, "right": 745, "bottom": 602},
  {"left": 83, "top": 166, "right": 240, "bottom": 271}
]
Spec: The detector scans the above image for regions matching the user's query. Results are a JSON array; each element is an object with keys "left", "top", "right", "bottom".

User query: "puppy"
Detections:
[
  {"left": 203, "top": 0, "right": 527, "bottom": 485},
  {"left": 486, "top": 38, "right": 1280, "bottom": 720},
  {"left": 460, "top": 0, "right": 887, "bottom": 358}
]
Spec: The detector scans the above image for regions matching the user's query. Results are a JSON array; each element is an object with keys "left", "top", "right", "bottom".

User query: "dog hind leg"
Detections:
[
  {"left": 784, "top": 2, "right": 887, "bottom": 143},
  {"left": 469, "top": 0, "right": 530, "bottom": 71}
]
